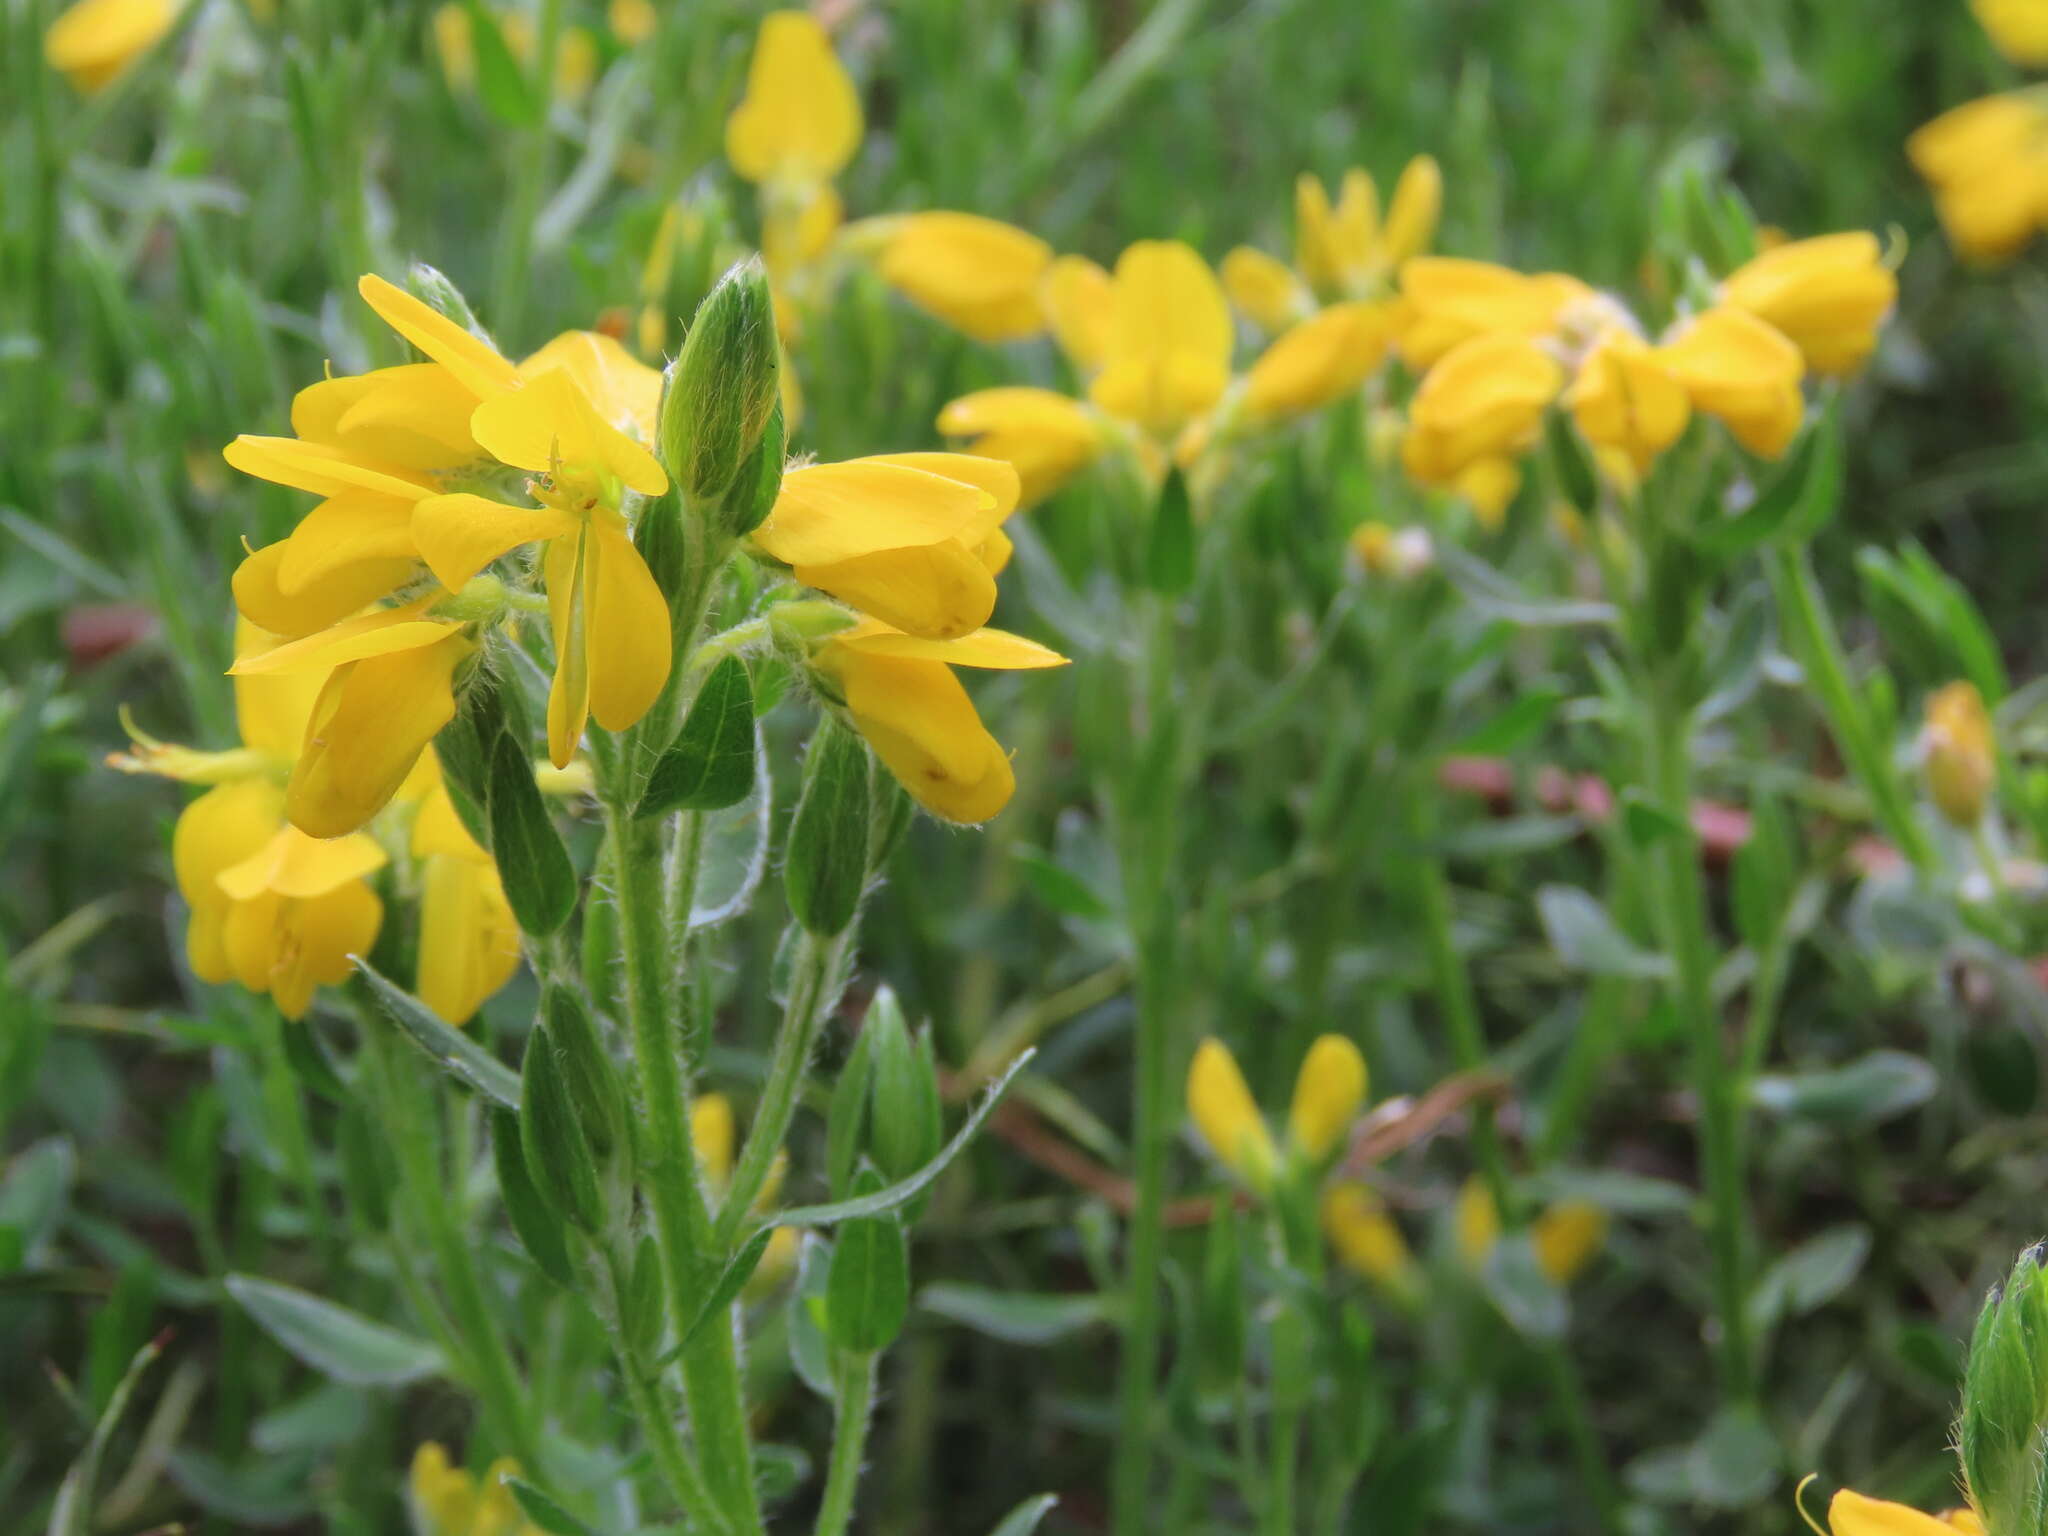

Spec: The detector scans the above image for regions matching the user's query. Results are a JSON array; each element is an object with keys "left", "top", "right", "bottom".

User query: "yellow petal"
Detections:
[
  {"left": 1186, "top": 1038, "right": 1277, "bottom": 1190},
  {"left": 412, "top": 777, "right": 489, "bottom": 861},
  {"left": 692, "top": 1094, "right": 736, "bottom": 1187},
  {"left": 1379, "top": 154, "right": 1443, "bottom": 267},
  {"left": 796, "top": 541, "right": 997, "bottom": 641},
  {"left": 1656, "top": 306, "right": 1805, "bottom": 459},
  {"left": 1294, "top": 174, "right": 1343, "bottom": 293},
  {"left": 936, "top": 388, "right": 1105, "bottom": 505},
  {"left": 412, "top": 492, "right": 580, "bottom": 592},
  {"left": 1101, "top": 240, "right": 1233, "bottom": 429},
  {"left": 544, "top": 533, "right": 592, "bottom": 768},
  {"left": 1240, "top": 301, "right": 1392, "bottom": 424},
  {"left": 276, "top": 495, "right": 419, "bottom": 595},
  {"left": 1321, "top": 1182, "right": 1416, "bottom": 1288},
  {"left": 44, "top": 0, "right": 176, "bottom": 94},
  {"left": 1287, "top": 1034, "right": 1367, "bottom": 1160},
  {"left": 1564, "top": 326, "right": 1691, "bottom": 473},
  {"left": 1827, "top": 1490, "right": 1975, "bottom": 1536},
  {"left": 1221, "top": 246, "right": 1311, "bottom": 334},
  {"left": 223, "top": 435, "right": 435, "bottom": 503},
  {"left": 417, "top": 854, "right": 521, "bottom": 1025},
  {"left": 233, "top": 618, "right": 328, "bottom": 761},
  {"left": 275, "top": 881, "right": 384, "bottom": 1020},
  {"left": 755, "top": 459, "right": 999, "bottom": 566},
  {"left": 876, "top": 213, "right": 1052, "bottom": 343},
  {"left": 854, "top": 452, "right": 1021, "bottom": 524},
  {"left": 1088, "top": 352, "right": 1231, "bottom": 438},
  {"left": 1397, "top": 258, "right": 1585, "bottom": 369},
  {"left": 1043, "top": 254, "right": 1117, "bottom": 371},
  {"left": 1404, "top": 332, "right": 1563, "bottom": 482},
  {"left": 218, "top": 824, "right": 388, "bottom": 902},
  {"left": 1719, "top": 232, "right": 1895, "bottom": 377},
  {"left": 231, "top": 539, "right": 416, "bottom": 640},
  {"left": 975, "top": 524, "right": 1014, "bottom": 577},
  {"left": 174, "top": 778, "right": 285, "bottom": 982},
  {"left": 609, "top": 0, "right": 656, "bottom": 44},
  {"left": 823, "top": 648, "right": 1015, "bottom": 823},
  {"left": 471, "top": 366, "right": 666, "bottom": 496},
  {"left": 832, "top": 619, "right": 1068, "bottom": 670},
  {"left": 228, "top": 603, "right": 453, "bottom": 676},
  {"left": 284, "top": 635, "right": 470, "bottom": 838},
  {"left": 584, "top": 523, "right": 672, "bottom": 734},
  {"left": 518, "top": 331, "right": 664, "bottom": 445},
  {"left": 1973, "top": 0, "right": 2048, "bottom": 65},
  {"left": 357, "top": 273, "right": 520, "bottom": 401},
  {"left": 1531, "top": 1202, "right": 1607, "bottom": 1286},
  {"left": 1454, "top": 1176, "right": 1501, "bottom": 1269},
  {"left": 297, "top": 365, "right": 481, "bottom": 472},
  {"left": 723, "top": 10, "right": 862, "bottom": 186}
]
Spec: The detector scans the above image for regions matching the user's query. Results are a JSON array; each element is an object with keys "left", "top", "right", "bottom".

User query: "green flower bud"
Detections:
[
  {"left": 714, "top": 397, "right": 786, "bottom": 538},
  {"left": 864, "top": 988, "right": 941, "bottom": 1184},
  {"left": 660, "top": 256, "right": 781, "bottom": 505},
  {"left": 784, "top": 719, "right": 872, "bottom": 937},
  {"left": 1960, "top": 1242, "right": 2048, "bottom": 1531},
  {"left": 408, "top": 262, "right": 489, "bottom": 340}
]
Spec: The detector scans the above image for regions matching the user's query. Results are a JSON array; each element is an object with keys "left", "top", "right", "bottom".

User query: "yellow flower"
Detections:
[
  {"left": 1397, "top": 257, "right": 1590, "bottom": 370},
  {"left": 227, "top": 600, "right": 475, "bottom": 838},
  {"left": 1239, "top": 302, "right": 1394, "bottom": 426},
  {"left": 408, "top": 1443, "right": 546, "bottom": 1536},
  {"left": 1286, "top": 1034, "right": 1367, "bottom": 1163},
  {"left": 1530, "top": 1201, "right": 1607, "bottom": 1286},
  {"left": 44, "top": 0, "right": 177, "bottom": 94},
  {"left": 1347, "top": 521, "right": 1433, "bottom": 580},
  {"left": 690, "top": 1093, "right": 800, "bottom": 1296},
  {"left": 1186, "top": 1038, "right": 1279, "bottom": 1191},
  {"left": 1453, "top": 1176, "right": 1503, "bottom": 1269},
  {"left": 1564, "top": 326, "right": 1691, "bottom": 474},
  {"left": 1821, "top": 1487, "right": 1984, "bottom": 1535},
  {"left": 1042, "top": 255, "right": 1118, "bottom": 375},
  {"left": 1321, "top": 1182, "right": 1419, "bottom": 1293},
  {"left": 608, "top": 0, "right": 657, "bottom": 46},
  {"left": 1454, "top": 457, "right": 1523, "bottom": 529},
  {"left": 1655, "top": 306, "right": 1806, "bottom": 459},
  {"left": 115, "top": 622, "right": 385, "bottom": 1020},
  {"left": 1086, "top": 241, "right": 1234, "bottom": 437},
  {"left": 751, "top": 454, "right": 1021, "bottom": 640},
  {"left": 936, "top": 388, "right": 1106, "bottom": 507},
  {"left": 1719, "top": 232, "right": 1896, "bottom": 377},
  {"left": 870, "top": 213, "right": 1052, "bottom": 342},
  {"left": 1401, "top": 332, "right": 1564, "bottom": 489},
  {"left": 432, "top": 6, "right": 598, "bottom": 105},
  {"left": 1908, "top": 95, "right": 2048, "bottom": 264},
  {"left": 1973, "top": 0, "right": 2048, "bottom": 64},
  {"left": 1295, "top": 156, "right": 1442, "bottom": 299},
  {"left": 724, "top": 10, "right": 862, "bottom": 191},
  {"left": 816, "top": 618, "right": 1068, "bottom": 825},
  {"left": 410, "top": 768, "right": 520, "bottom": 1026},
  {"left": 1924, "top": 680, "right": 1996, "bottom": 828},
  {"left": 1221, "top": 246, "right": 1313, "bottom": 334}
]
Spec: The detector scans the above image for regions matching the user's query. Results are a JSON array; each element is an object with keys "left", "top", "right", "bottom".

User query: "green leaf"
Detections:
[
  {"left": 639, "top": 657, "right": 757, "bottom": 817},
  {"left": 462, "top": 0, "right": 544, "bottom": 126},
  {"left": 774, "top": 1049, "right": 1034, "bottom": 1230},
  {"left": 788, "top": 1236, "right": 837, "bottom": 1402},
  {"left": 1144, "top": 468, "right": 1196, "bottom": 593},
  {"left": 987, "top": 1495, "right": 1061, "bottom": 1536},
  {"left": 825, "top": 1201, "right": 909, "bottom": 1353},
  {"left": 1692, "top": 407, "right": 1839, "bottom": 554},
  {"left": 49, "top": 1333, "right": 165, "bottom": 1536},
  {"left": 826, "top": 1027, "right": 875, "bottom": 1201},
  {"left": 1479, "top": 1236, "right": 1567, "bottom": 1341},
  {"left": 491, "top": 1108, "right": 577, "bottom": 1287},
  {"left": 668, "top": 1226, "right": 777, "bottom": 1360},
  {"left": 353, "top": 958, "right": 521, "bottom": 1108},
  {"left": 1013, "top": 850, "right": 1114, "bottom": 922},
  {"left": 225, "top": 1274, "right": 444, "bottom": 1386},
  {"left": 1452, "top": 689, "right": 1563, "bottom": 756},
  {"left": 1536, "top": 884, "right": 1670, "bottom": 980},
  {"left": 1435, "top": 542, "right": 1617, "bottom": 628},
  {"left": 918, "top": 1284, "right": 1111, "bottom": 1345},
  {"left": 1751, "top": 1050, "right": 1936, "bottom": 1128},
  {"left": 1749, "top": 1224, "right": 1871, "bottom": 1334},
  {"left": 784, "top": 720, "right": 871, "bottom": 937},
  {"left": 1544, "top": 408, "right": 1596, "bottom": 514},
  {"left": 520, "top": 1031, "right": 604, "bottom": 1234},
  {"left": 506, "top": 1478, "right": 605, "bottom": 1536},
  {"left": 1618, "top": 790, "right": 1686, "bottom": 849},
  {"left": 488, "top": 728, "right": 578, "bottom": 934}
]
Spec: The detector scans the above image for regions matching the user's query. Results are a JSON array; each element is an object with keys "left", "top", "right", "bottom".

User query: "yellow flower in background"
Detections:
[
  {"left": 1287, "top": 1034, "right": 1368, "bottom": 1163},
  {"left": 44, "top": 0, "right": 177, "bottom": 93},
  {"left": 936, "top": 388, "right": 1107, "bottom": 506},
  {"left": 866, "top": 213, "right": 1053, "bottom": 342},
  {"left": 1043, "top": 254, "right": 1119, "bottom": 374},
  {"left": 1224, "top": 155, "right": 1440, "bottom": 327},
  {"left": 410, "top": 769, "right": 520, "bottom": 1026},
  {"left": 1908, "top": 95, "right": 2048, "bottom": 264},
  {"left": 1655, "top": 305, "right": 1806, "bottom": 459},
  {"left": 227, "top": 601, "right": 474, "bottom": 838},
  {"left": 1719, "top": 232, "right": 1896, "bottom": 376},
  {"left": 725, "top": 10, "right": 863, "bottom": 193},
  {"left": 1186, "top": 1038, "right": 1279, "bottom": 1191},
  {"left": 608, "top": 0, "right": 657, "bottom": 46},
  {"left": 1820, "top": 1487, "right": 1984, "bottom": 1535},
  {"left": 1322, "top": 1182, "right": 1419, "bottom": 1294},
  {"left": 409, "top": 1443, "right": 545, "bottom": 1536},
  {"left": 1221, "top": 246, "right": 1314, "bottom": 334},
  {"left": 1401, "top": 332, "right": 1563, "bottom": 489},
  {"left": 752, "top": 454, "right": 1021, "bottom": 640},
  {"left": 113, "top": 622, "right": 385, "bottom": 1020},
  {"left": 1453, "top": 1175, "right": 1503, "bottom": 1267},
  {"left": 816, "top": 618, "right": 1068, "bottom": 825},
  {"left": 1565, "top": 326, "right": 1691, "bottom": 474},
  {"left": 1454, "top": 455, "right": 1525, "bottom": 528},
  {"left": 1348, "top": 520, "right": 1434, "bottom": 579},
  {"left": 1923, "top": 680, "right": 1997, "bottom": 828},
  {"left": 692, "top": 1092, "right": 800, "bottom": 1295},
  {"left": 1087, "top": 241, "right": 1235, "bottom": 437},
  {"left": 1239, "top": 301, "right": 1395, "bottom": 426},
  {"left": 1397, "top": 258, "right": 1590, "bottom": 370},
  {"left": 1973, "top": 0, "right": 2048, "bottom": 64},
  {"left": 1456, "top": 1178, "right": 1609, "bottom": 1287},
  {"left": 432, "top": 5, "right": 598, "bottom": 105}
]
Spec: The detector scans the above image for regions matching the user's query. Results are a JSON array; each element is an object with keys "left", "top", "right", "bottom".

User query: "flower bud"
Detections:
[
  {"left": 660, "top": 257, "right": 781, "bottom": 505},
  {"left": 1186, "top": 1038, "right": 1278, "bottom": 1193},
  {"left": 1925, "top": 681, "right": 1996, "bottom": 829},
  {"left": 864, "top": 987, "right": 942, "bottom": 1183},
  {"left": 408, "top": 262, "right": 488, "bottom": 340},
  {"left": 1958, "top": 1243, "right": 2048, "bottom": 1532},
  {"left": 1287, "top": 1034, "right": 1367, "bottom": 1164},
  {"left": 784, "top": 718, "right": 872, "bottom": 936}
]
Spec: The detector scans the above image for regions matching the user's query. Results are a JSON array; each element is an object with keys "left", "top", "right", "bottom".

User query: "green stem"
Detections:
[
  {"left": 717, "top": 927, "right": 848, "bottom": 1250},
  {"left": 1536, "top": 1341, "right": 1625, "bottom": 1533},
  {"left": 1641, "top": 685, "right": 1755, "bottom": 1405},
  {"left": 601, "top": 1252, "right": 734, "bottom": 1536},
  {"left": 813, "top": 1351, "right": 879, "bottom": 1536},
  {"left": 490, "top": 0, "right": 564, "bottom": 341},
  {"left": 610, "top": 808, "right": 763, "bottom": 1532}
]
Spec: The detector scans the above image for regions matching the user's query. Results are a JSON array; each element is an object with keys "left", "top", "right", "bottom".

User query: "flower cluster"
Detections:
[{"left": 1910, "top": 3, "right": 2048, "bottom": 263}]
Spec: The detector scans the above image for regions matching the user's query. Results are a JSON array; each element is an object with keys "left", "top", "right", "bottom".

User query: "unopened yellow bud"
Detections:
[
  {"left": 1454, "top": 1175, "right": 1501, "bottom": 1271},
  {"left": 1531, "top": 1201, "right": 1607, "bottom": 1286},
  {"left": 1187, "top": 1038, "right": 1278, "bottom": 1191},
  {"left": 1925, "top": 680, "right": 1996, "bottom": 828},
  {"left": 692, "top": 1093, "right": 736, "bottom": 1189},
  {"left": 1321, "top": 1182, "right": 1417, "bottom": 1293},
  {"left": 1287, "top": 1034, "right": 1367, "bottom": 1162}
]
